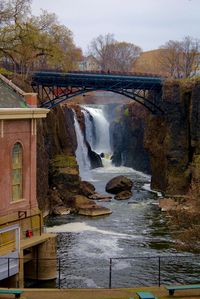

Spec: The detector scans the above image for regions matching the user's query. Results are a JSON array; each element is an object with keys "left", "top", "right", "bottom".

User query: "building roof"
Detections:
[{"left": 0, "top": 75, "right": 28, "bottom": 108}]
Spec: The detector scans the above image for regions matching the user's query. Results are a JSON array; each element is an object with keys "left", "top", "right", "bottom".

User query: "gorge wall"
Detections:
[
  {"left": 37, "top": 105, "right": 80, "bottom": 215},
  {"left": 109, "top": 103, "right": 151, "bottom": 173},
  {"left": 144, "top": 79, "right": 200, "bottom": 195}
]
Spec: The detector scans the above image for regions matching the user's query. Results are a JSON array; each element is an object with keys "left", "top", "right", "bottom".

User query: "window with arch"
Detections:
[{"left": 12, "top": 143, "right": 23, "bottom": 201}]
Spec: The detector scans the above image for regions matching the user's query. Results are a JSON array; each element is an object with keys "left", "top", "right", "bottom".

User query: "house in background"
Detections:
[
  {"left": 79, "top": 55, "right": 100, "bottom": 71},
  {"left": 0, "top": 74, "right": 56, "bottom": 288}
]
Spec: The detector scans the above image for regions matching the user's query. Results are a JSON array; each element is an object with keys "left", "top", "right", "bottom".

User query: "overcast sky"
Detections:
[{"left": 31, "top": 0, "right": 200, "bottom": 54}]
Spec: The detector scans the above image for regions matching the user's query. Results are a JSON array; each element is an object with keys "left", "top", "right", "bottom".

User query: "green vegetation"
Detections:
[
  {"left": 124, "top": 107, "right": 129, "bottom": 117},
  {"left": 0, "top": 67, "right": 12, "bottom": 76},
  {"left": 0, "top": 0, "right": 82, "bottom": 82},
  {"left": 51, "top": 155, "right": 77, "bottom": 168}
]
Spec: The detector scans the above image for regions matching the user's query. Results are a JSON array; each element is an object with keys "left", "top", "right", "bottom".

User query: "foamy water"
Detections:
[
  {"left": 47, "top": 221, "right": 135, "bottom": 238},
  {"left": 142, "top": 183, "right": 162, "bottom": 197}
]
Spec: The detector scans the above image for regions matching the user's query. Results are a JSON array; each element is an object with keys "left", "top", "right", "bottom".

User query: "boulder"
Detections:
[
  {"left": 72, "top": 195, "right": 112, "bottom": 216},
  {"left": 114, "top": 190, "right": 132, "bottom": 200},
  {"left": 105, "top": 175, "right": 133, "bottom": 194},
  {"left": 78, "top": 205, "right": 112, "bottom": 217}
]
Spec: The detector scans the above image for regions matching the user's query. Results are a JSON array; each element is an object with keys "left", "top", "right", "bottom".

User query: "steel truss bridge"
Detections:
[{"left": 31, "top": 71, "right": 164, "bottom": 114}]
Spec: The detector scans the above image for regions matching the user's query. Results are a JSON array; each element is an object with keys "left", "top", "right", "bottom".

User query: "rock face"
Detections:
[
  {"left": 105, "top": 175, "right": 133, "bottom": 194},
  {"left": 144, "top": 79, "right": 200, "bottom": 195},
  {"left": 87, "top": 145, "right": 103, "bottom": 168},
  {"left": 37, "top": 105, "right": 79, "bottom": 214},
  {"left": 80, "top": 181, "right": 95, "bottom": 197},
  {"left": 110, "top": 103, "right": 151, "bottom": 173}
]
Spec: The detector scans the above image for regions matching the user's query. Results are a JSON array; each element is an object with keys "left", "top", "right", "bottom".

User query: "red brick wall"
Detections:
[{"left": 0, "top": 119, "right": 38, "bottom": 216}]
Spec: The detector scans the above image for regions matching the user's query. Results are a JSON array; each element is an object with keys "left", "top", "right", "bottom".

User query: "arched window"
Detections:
[{"left": 12, "top": 143, "right": 23, "bottom": 201}]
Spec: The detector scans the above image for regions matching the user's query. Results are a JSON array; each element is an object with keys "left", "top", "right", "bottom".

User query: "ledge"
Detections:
[{"left": 0, "top": 108, "right": 49, "bottom": 119}]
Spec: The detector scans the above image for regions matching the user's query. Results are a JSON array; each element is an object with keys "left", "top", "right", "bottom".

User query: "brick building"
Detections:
[{"left": 0, "top": 75, "right": 57, "bottom": 287}]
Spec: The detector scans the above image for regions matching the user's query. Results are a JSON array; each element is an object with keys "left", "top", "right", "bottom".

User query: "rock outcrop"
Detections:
[
  {"left": 110, "top": 103, "right": 151, "bottom": 173},
  {"left": 37, "top": 105, "right": 79, "bottom": 215},
  {"left": 71, "top": 195, "right": 112, "bottom": 216},
  {"left": 106, "top": 175, "right": 133, "bottom": 194},
  {"left": 144, "top": 79, "right": 200, "bottom": 195}
]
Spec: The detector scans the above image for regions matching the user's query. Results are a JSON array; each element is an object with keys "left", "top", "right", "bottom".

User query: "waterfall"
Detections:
[
  {"left": 82, "top": 106, "right": 111, "bottom": 155},
  {"left": 73, "top": 111, "right": 91, "bottom": 180}
]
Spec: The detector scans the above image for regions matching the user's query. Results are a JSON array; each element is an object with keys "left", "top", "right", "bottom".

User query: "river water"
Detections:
[
  {"left": 46, "top": 164, "right": 200, "bottom": 288},
  {"left": 45, "top": 105, "right": 200, "bottom": 288}
]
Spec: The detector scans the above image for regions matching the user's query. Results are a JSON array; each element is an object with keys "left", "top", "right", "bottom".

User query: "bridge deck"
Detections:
[{"left": 32, "top": 71, "right": 163, "bottom": 91}]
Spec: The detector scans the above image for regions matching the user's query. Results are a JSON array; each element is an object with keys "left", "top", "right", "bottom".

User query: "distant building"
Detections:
[
  {"left": 0, "top": 74, "right": 57, "bottom": 288},
  {"left": 79, "top": 55, "right": 100, "bottom": 71},
  {"left": 133, "top": 49, "right": 165, "bottom": 76}
]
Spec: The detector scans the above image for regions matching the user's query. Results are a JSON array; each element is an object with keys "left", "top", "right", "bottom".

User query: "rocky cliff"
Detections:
[
  {"left": 37, "top": 105, "right": 80, "bottom": 215},
  {"left": 144, "top": 79, "right": 200, "bottom": 195},
  {"left": 110, "top": 103, "right": 151, "bottom": 173}
]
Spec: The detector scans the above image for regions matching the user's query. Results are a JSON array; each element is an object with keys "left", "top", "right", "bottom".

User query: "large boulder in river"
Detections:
[
  {"left": 105, "top": 175, "right": 133, "bottom": 194},
  {"left": 72, "top": 195, "right": 112, "bottom": 216}
]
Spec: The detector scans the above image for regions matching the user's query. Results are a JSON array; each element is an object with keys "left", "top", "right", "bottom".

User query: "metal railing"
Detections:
[
  {"left": 108, "top": 255, "right": 200, "bottom": 288},
  {"left": 0, "top": 254, "right": 200, "bottom": 288}
]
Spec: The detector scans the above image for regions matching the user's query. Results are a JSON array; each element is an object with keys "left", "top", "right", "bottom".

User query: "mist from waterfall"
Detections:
[
  {"left": 73, "top": 111, "right": 91, "bottom": 180},
  {"left": 82, "top": 105, "right": 111, "bottom": 155}
]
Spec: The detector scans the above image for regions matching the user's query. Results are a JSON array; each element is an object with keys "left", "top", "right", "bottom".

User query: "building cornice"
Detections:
[{"left": 0, "top": 108, "right": 49, "bottom": 120}]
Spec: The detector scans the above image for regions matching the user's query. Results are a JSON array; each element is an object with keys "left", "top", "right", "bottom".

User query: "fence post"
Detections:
[
  {"left": 109, "top": 258, "right": 112, "bottom": 289},
  {"left": 8, "top": 258, "right": 10, "bottom": 277},
  {"left": 158, "top": 256, "right": 161, "bottom": 287},
  {"left": 58, "top": 258, "right": 61, "bottom": 289}
]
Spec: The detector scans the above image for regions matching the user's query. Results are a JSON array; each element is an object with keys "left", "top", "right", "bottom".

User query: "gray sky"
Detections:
[{"left": 31, "top": 0, "right": 200, "bottom": 54}]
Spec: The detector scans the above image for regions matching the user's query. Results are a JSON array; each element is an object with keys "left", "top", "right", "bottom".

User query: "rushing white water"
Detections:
[
  {"left": 83, "top": 105, "right": 111, "bottom": 154},
  {"left": 46, "top": 222, "right": 134, "bottom": 238},
  {"left": 73, "top": 112, "right": 91, "bottom": 180}
]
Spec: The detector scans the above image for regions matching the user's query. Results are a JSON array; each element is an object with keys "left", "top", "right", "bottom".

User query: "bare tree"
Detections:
[
  {"left": 88, "top": 33, "right": 115, "bottom": 71},
  {"left": 0, "top": 0, "right": 31, "bottom": 25},
  {"left": 181, "top": 36, "right": 200, "bottom": 78},
  {"left": 159, "top": 36, "right": 200, "bottom": 78},
  {"left": 109, "top": 42, "right": 141, "bottom": 72},
  {"left": 89, "top": 33, "right": 142, "bottom": 72}
]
